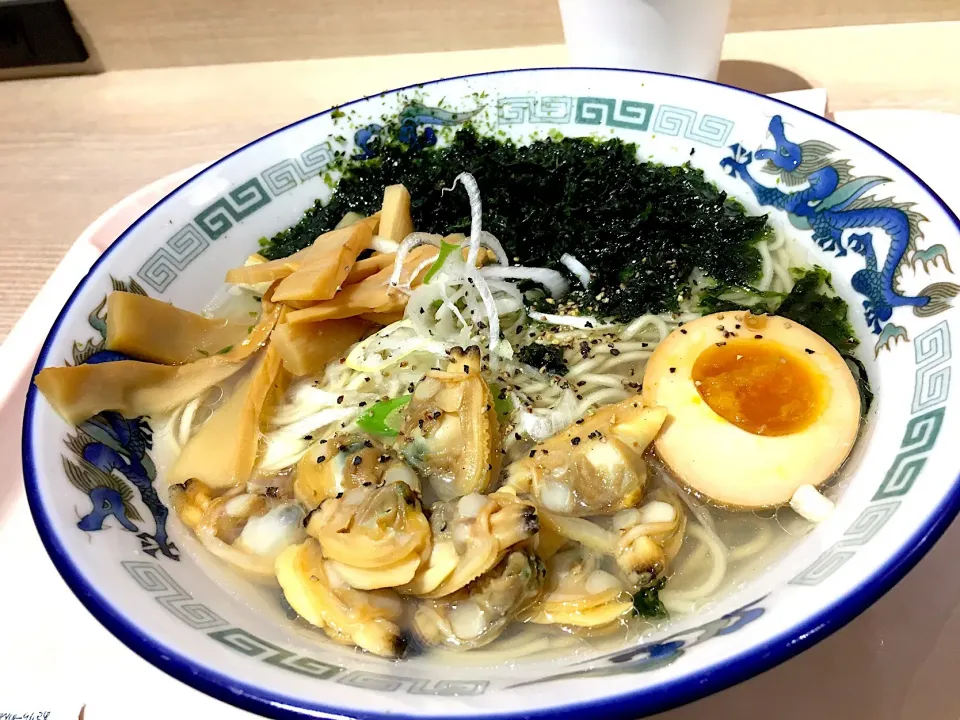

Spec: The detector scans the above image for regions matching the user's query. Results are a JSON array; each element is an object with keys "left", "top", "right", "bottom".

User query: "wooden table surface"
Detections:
[{"left": 0, "top": 20, "right": 957, "bottom": 342}]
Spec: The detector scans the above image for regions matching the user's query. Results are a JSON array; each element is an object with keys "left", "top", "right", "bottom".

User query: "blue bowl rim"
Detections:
[{"left": 22, "top": 66, "right": 960, "bottom": 720}]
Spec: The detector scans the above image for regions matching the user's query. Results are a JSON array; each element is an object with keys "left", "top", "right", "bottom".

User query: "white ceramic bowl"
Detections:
[{"left": 23, "top": 68, "right": 960, "bottom": 719}]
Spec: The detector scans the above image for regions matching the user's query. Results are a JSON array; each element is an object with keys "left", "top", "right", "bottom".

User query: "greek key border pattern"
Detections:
[
  {"left": 137, "top": 224, "right": 210, "bottom": 293},
  {"left": 260, "top": 142, "right": 335, "bottom": 195},
  {"left": 120, "top": 559, "right": 489, "bottom": 693},
  {"left": 574, "top": 97, "right": 654, "bottom": 131},
  {"left": 136, "top": 143, "right": 334, "bottom": 292},
  {"left": 496, "top": 94, "right": 735, "bottom": 145},
  {"left": 337, "top": 672, "right": 488, "bottom": 696},
  {"left": 913, "top": 320, "right": 951, "bottom": 413},
  {"left": 193, "top": 177, "right": 272, "bottom": 241},
  {"left": 134, "top": 142, "right": 332, "bottom": 293},
  {"left": 498, "top": 96, "right": 573, "bottom": 124},
  {"left": 136, "top": 176, "right": 273, "bottom": 292},
  {"left": 208, "top": 627, "right": 344, "bottom": 680},
  {"left": 652, "top": 105, "right": 734, "bottom": 147},
  {"left": 122, "top": 560, "right": 228, "bottom": 630},
  {"left": 791, "top": 320, "right": 951, "bottom": 586}
]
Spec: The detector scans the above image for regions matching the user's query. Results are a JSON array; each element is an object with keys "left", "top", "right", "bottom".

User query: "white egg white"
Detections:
[{"left": 642, "top": 312, "right": 861, "bottom": 509}]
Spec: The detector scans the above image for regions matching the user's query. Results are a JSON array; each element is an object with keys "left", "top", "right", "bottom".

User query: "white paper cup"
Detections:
[{"left": 558, "top": 0, "right": 732, "bottom": 80}]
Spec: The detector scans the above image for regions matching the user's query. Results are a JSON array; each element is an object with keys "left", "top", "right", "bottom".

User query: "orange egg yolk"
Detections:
[{"left": 691, "top": 339, "right": 825, "bottom": 436}]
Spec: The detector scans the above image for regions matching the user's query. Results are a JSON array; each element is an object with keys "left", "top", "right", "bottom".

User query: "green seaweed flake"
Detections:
[
  {"left": 260, "top": 123, "right": 857, "bottom": 359},
  {"left": 261, "top": 127, "right": 767, "bottom": 319}
]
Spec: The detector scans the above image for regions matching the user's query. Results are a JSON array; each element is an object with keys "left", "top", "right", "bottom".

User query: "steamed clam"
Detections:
[
  {"left": 170, "top": 477, "right": 214, "bottom": 530},
  {"left": 295, "top": 434, "right": 420, "bottom": 509},
  {"left": 505, "top": 399, "right": 667, "bottom": 516},
  {"left": 276, "top": 539, "right": 407, "bottom": 658},
  {"left": 305, "top": 479, "right": 431, "bottom": 590},
  {"left": 402, "top": 491, "right": 539, "bottom": 598},
  {"left": 414, "top": 550, "right": 545, "bottom": 651},
  {"left": 172, "top": 481, "right": 306, "bottom": 578},
  {"left": 538, "top": 490, "right": 686, "bottom": 589},
  {"left": 535, "top": 521, "right": 569, "bottom": 562},
  {"left": 399, "top": 346, "right": 500, "bottom": 501},
  {"left": 527, "top": 546, "right": 634, "bottom": 629},
  {"left": 611, "top": 490, "right": 687, "bottom": 587}
]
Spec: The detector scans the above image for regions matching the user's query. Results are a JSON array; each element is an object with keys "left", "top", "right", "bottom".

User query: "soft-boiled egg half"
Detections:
[{"left": 642, "top": 311, "right": 861, "bottom": 509}]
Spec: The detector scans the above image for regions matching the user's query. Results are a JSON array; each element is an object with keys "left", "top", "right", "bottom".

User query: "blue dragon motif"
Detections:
[
  {"left": 60, "top": 277, "right": 179, "bottom": 561},
  {"left": 353, "top": 102, "right": 483, "bottom": 159},
  {"left": 721, "top": 116, "right": 958, "bottom": 353}
]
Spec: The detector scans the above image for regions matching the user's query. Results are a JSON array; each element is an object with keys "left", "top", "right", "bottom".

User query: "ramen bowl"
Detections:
[{"left": 23, "top": 68, "right": 960, "bottom": 719}]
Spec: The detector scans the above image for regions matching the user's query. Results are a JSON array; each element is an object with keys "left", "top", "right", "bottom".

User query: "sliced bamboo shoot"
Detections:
[
  {"left": 379, "top": 185, "right": 414, "bottom": 242},
  {"left": 35, "top": 358, "right": 243, "bottom": 426},
  {"left": 35, "top": 296, "right": 283, "bottom": 426},
  {"left": 344, "top": 253, "right": 396, "bottom": 285},
  {"left": 169, "top": 342, "right": 289, "bottom": 489},
  {"left": 271, "top": 222, "right": 373, "bottom": 302},
  {"left": 106, "top": 291, "right": 245, "bottom": 364},
  {"left": 272, "top": 318, "right": 371, "bottom": 376},
  {"left": 225, "top": 214, "right": 379, "bottom": 286},
  {"left": 285, "top": 245, "right": 437, "bottom": 324},
  {"left": 225, "top": 248, "right": 310, "bottom": 285}
]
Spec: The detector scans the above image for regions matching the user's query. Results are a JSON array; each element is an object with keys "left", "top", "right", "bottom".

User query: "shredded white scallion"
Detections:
[
  {"left": 480, "top": 266, "right": 570, "bottom": 298},
  {"left": 528, "top": 311, "right": 616, "bottom": 330},
  {"left": 466, "top": 264, "right": 502, "bottom": 358},
  {"left": 446, "top": 172, "right": 484, "bottom": 269},
  {"left": 789, "top": 484, "right": 834, "bottom": 523},
  {"left": 516, "top": 391, "right": 580, "bottom": 441},
  {"left": 560, "top": 253, "right": 592, "bottom": 289},
  {"left": 479, "top": 231, "right": 509, "bottom": 266},
  {"left": 370, "top": 235, "right": 400, "bottom": 254},
  {"left": 389, "top": 232, "right": 443, "bottom": 287}
]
